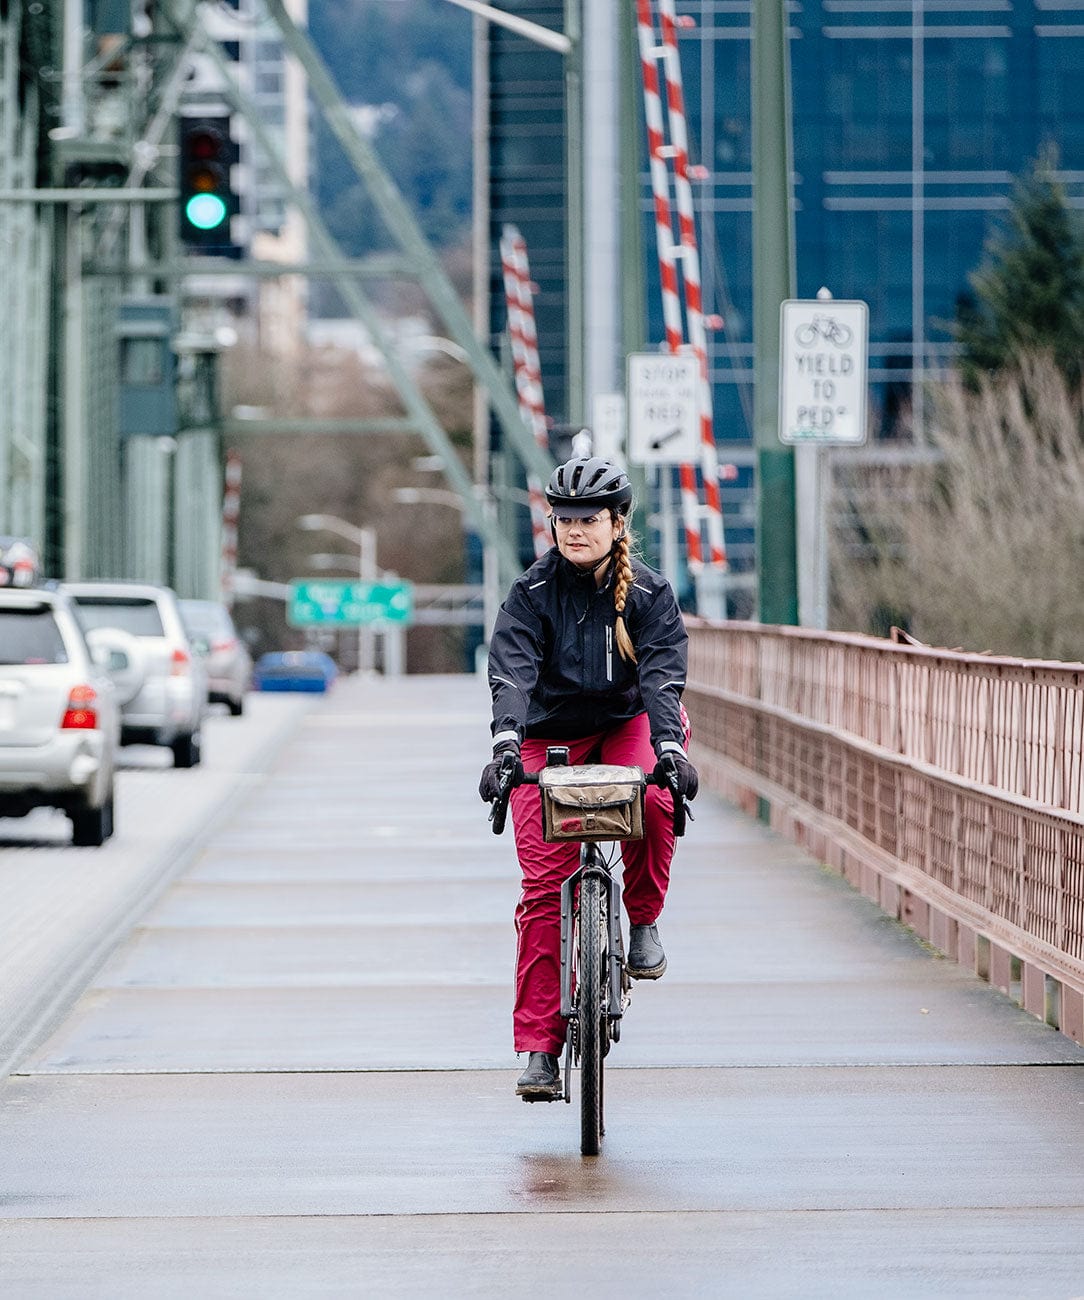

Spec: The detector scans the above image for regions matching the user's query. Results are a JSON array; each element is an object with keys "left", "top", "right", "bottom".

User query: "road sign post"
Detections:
[
  {"left": 627, "top": 352, "right": 701, "bottom": 596},
  {"left": 780, "top": 295, "right": 869, "bottom": 630},
  {"left": 626, "top": 352, "right": 700, "bottom": 465},
  {"left": 779, "top": 299, "right": 868, "bottom": 446}
]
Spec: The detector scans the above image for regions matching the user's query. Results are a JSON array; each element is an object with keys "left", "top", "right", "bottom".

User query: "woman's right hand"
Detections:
[{"left": 479, "top": 741, "right": 523, "bottom": 801}]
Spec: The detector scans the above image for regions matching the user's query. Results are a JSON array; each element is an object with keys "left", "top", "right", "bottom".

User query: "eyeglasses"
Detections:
[{"left": 553, "top": 513, "right": 607, "bottom": 528}]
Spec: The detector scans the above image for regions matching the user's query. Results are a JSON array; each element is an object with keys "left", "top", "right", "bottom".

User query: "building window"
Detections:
[
  {"left": 821, "top": 38, "right": 912, "bottom": 170},
  {"left": 925, "top": 38, "right": 1011, "bottom": 169}
]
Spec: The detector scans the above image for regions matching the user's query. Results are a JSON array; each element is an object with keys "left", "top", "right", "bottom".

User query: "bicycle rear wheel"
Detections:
[{"left": 577, "top": 873, "right": 605, "bottom": 1156}]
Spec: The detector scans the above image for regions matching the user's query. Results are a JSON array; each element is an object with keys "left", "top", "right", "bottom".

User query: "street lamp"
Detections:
[
  {"left": 391, "top": 487, "right": 466, "bottom": 511},
  {"left": 390, "top": 485, "right": 503, "bottom": 668},
  {"left": 409, "top": 335, "right": 472, "bottom": 365},
  {"left": 296, "top": 513, "right": 377, "bottom": 674},
  {"left": 306, "top": 552, "right": 362, "bottom": 571}
]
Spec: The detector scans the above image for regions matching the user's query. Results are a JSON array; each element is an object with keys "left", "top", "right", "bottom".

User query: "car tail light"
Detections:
[
  {"left": 171, "top": 647, "right": 190, "bottom": 676},
  {"left": 211, "top": 638, "right": 236, "bottom": 653},
  {"left": 62, "top": 685, "right": 99, "bottom": 730}
]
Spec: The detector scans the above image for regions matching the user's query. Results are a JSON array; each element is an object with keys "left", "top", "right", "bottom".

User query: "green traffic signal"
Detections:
[
  {"left": 178, "top": 115, "right": 238, "bottom": 250},
  {"left": 185, "top": 192, "right": 228, "bottom": 231}
]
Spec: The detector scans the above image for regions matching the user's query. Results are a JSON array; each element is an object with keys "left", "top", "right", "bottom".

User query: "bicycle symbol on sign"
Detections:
[{"left": 795, "top": 314, "right": 853, "bottom": 349}]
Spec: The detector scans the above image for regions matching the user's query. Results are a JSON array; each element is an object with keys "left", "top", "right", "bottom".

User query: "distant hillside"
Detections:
[{"left": 310, "top": 0, "right": 473, "bottom": 259}]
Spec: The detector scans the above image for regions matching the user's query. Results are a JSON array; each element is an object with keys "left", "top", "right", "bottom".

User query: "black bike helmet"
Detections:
[{"left": 545, "top": 456, "right": 633, "bottom": 518}]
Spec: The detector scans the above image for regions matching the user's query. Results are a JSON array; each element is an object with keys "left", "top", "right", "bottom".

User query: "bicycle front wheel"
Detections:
[{"left": 577, "top": 873, "right": 605, "bottom": 1156}]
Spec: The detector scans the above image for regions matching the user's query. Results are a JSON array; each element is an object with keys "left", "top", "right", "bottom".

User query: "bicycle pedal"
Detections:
[{"left": 521, "top": 1091, "right": 563, "bottom": 1104}]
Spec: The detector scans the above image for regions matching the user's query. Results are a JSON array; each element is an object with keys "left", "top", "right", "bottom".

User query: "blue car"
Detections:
[{"left": 252, "top": 651, "right": 338, "bottom": 694}]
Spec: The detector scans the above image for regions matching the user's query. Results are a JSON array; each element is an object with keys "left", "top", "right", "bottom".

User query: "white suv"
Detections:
[
  {"left": 0, "top": 587, "right": 120, "bottom": 846},
  {"left": 63, "top": 581, "right": 207, "bottom": 768}
]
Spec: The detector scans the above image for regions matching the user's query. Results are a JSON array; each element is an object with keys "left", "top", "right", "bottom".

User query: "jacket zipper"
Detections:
[{"left": 606, "top": 624, "right": 613, "bottom": 682}]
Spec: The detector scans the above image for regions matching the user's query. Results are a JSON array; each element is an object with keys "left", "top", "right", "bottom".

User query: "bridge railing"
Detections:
[{"left": 684, "top": 622, "right": 1084, "bottom": 1047}]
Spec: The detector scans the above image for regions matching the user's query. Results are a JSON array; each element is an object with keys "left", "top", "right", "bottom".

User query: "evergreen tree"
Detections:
[{"left": 955, "top": 149, "right": 1084, "bottom": 387}]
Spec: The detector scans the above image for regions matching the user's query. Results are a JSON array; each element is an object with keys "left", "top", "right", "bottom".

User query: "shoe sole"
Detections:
[
  {"left": 517, "top": 1083, "right": 562, "bottom": 1101},
  {"left": 627, "top": 957, "right": 667, "bottom": 980}
]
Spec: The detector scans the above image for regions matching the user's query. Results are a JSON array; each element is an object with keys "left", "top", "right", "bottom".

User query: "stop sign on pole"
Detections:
[{"left": 626, "top": 352, "right": 700, "bottom": 464}]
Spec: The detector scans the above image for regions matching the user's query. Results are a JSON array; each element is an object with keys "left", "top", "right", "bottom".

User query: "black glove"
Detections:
[
  {"left": 654, "top": 752, "right": 699, "bottom": 801},
  {"left": 479, "top": 741, "right": 523, "bottom": 802}
]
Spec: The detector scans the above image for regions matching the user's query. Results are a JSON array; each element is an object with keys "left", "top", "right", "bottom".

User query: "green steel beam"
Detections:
[
  {"left": 619, "top": 0, "right": 648, "bottom": 555},
  {"left": 84, "top": 255, "right": 416, "bottom": 279},
  {"left": 752, "top": 0, "right": 798, "bottom": 625},
  {"left": 564, "top": 0, "right": 584, "bottom": 424},
  {"left": 0, "top": 188, "right": 177, "bottom": 202},
  {"left": 259, "top": 0, "right": 553, "bottom": 488},
  {"left": 222, "top": 418, "right": 421, "bottom": 438},
  {"left": 175, "top": 11, "right": 521, "bottom": 583}
]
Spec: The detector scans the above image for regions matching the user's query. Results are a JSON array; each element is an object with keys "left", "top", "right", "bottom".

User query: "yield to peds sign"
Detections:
[{"left": 779, "top": 299, "right": 868, "bottom": 445}]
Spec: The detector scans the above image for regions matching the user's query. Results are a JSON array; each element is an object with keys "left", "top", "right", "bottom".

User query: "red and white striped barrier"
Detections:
[
  {"left": 220, "top": 449, "right": 242, "bottom": 607},
  {"left": 636, "top": 0, "right": 727, "bottom": 573},
  {"left": 499, "top": 225, "right": 552, "bottom": 558}
]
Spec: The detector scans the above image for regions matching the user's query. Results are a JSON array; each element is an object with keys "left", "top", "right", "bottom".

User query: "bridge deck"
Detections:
[{"left": 1, "top": 674, "right": 1082, "bottom": 1296}]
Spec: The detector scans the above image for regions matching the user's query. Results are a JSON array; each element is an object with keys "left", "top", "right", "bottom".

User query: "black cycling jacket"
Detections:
[{"left": 487, "top": 547, "right": 689, "bottom": 754}]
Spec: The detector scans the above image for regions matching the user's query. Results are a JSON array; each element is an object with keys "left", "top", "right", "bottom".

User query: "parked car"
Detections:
[
  {"left": 63, "top": 581, "right": 207, "bottom": 768},
  {"left": 0, "top": 536, "right": 43, "bottom": 589},
  {"left": 252, "top": 651, "right": 338, "bottom": 694},
  {"left": 0, "top": 586, "right": 123, "bottom": 845},
  {"left": 179, "top": 599, "right": 251, "bottom": 717}
]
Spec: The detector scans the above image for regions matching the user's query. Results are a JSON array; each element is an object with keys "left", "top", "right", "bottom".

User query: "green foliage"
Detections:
[
  {"left": 311, "top": 0, "right": 472, "bottom": 259},
  {"left": 955, "top": 149, "right": 1084, "bottom": 387}
]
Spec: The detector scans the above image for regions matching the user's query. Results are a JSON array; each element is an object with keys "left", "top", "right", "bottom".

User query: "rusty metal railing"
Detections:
[{"left": 684, "top": 622, "right": 1084, "bottom": 1047}]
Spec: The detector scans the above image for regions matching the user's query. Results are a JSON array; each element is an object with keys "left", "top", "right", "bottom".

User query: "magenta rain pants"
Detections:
[{"left": 509, "top": 712, "right": 677, "bottom": 1054}]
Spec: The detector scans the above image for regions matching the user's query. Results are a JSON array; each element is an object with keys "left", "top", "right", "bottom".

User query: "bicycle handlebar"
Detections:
[{"left": 487, "top": 755, "right": 692, "bottom": 838}]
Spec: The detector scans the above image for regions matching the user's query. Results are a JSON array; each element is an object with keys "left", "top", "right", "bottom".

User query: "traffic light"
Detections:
[{"left": 178, "top": 114, "right": 240, "bottom": 255}]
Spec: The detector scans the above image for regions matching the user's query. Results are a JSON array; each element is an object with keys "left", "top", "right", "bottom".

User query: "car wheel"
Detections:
[
  {"left": 228, "top": 695, "right": 244, "bottom": 718},
  {"left": 70, "top": 792, "right": 114, "bottom": 847},
  {"left": 171, "top": 731, "right": 202, "bottom": 768}
]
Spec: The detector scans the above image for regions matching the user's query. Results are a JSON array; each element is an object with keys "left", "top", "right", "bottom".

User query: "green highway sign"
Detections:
[{"left": 287, "top": 579, "right": 414, "bottom": 628}]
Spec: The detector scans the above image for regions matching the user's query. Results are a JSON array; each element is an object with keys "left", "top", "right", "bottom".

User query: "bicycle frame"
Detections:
[{"left": 558, "top": 842, "right": 626, "bottom": 1027}]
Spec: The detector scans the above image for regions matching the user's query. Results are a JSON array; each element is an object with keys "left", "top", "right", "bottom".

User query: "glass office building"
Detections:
[
  {"left": 678, "top": 0, "right": 1084, "bottom": 444},
  {"left": 482, "top": 2, "right": 1084, "bottom": 593}
]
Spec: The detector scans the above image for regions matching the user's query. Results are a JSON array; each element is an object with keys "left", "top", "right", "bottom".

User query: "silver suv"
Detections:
[
  {"left": 0, "top": 587, "right": 120, "bottom": 846},
  {"left": 63, "top": 581, "right": 207, "bottom": 768}
]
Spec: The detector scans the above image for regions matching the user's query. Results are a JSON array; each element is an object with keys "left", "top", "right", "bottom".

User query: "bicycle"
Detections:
[{"left": 489, "top": 747, "right": 689, "bottom": 1156}]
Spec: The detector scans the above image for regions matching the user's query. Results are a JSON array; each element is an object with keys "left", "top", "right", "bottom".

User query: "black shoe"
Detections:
[
  {"left": 516, "top": 1051, "right": 562, "bottom": 1100},
  {"left": 627, "top": 923, "right": 667, "bottom": 979}
]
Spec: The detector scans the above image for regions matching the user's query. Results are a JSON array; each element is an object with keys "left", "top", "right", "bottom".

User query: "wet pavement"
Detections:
[{"left": 1, "top": 673, "right": 1082, "bottom": 1297}]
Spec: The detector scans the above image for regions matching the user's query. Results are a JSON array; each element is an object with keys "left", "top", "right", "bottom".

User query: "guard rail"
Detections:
[{"left": 684, "top": 621, "right": 1084, "bottom": 1047}]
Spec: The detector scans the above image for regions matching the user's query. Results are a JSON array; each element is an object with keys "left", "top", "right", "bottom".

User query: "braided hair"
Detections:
[{"left": 611, "top": 512, "right": 637, "bottom": 665}]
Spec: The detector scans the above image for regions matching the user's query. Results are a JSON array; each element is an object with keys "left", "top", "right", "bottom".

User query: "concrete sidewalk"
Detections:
[
  {"left": 1, "top": 673, "right": 1082, "bottom": 1298},
  {"left": 0, "top": 691, "right": 311, "bottom": 1075}
]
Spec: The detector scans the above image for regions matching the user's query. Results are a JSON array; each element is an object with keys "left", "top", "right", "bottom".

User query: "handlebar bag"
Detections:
[{"left": 539, "top": 764, "right": 645, "bottom": 843}]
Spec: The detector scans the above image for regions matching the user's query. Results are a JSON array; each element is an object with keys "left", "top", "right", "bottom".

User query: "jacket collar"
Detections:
[{"left": 555, "top": 549, "right": 615, "bottom": 592}]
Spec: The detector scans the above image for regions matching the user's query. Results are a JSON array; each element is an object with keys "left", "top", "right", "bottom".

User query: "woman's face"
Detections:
[{"left": 552, "top": 509, "right": 622, "bottom": 570}]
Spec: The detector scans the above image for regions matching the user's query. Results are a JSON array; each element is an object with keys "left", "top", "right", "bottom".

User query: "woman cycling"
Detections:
[{"left": 479, "top": 455, "right": 698, "bottom": 1100}]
